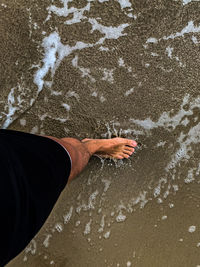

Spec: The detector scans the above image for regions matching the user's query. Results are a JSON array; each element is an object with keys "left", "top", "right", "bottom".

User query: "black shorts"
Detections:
[{"left": 0, "top": 129, "right": 71, "bottom": 266}]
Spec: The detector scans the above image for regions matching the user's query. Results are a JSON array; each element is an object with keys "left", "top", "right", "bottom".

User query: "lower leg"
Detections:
[{"left": 45, "top": 136, "right": 91, "bottom": 182}]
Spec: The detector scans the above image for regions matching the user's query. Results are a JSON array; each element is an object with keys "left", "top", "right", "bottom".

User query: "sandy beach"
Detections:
[{"left": 1, "top": 0, "right": 200, "bottom": 266}]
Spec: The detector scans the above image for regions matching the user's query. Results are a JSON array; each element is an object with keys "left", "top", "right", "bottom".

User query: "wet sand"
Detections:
[{"left": 1, "top": 0, "right": 200, "bottom": 266}]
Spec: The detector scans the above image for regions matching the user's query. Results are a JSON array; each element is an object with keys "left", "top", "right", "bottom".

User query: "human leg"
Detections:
[{"left": 45, "top": 136, "right": 137, "bottom": 182}]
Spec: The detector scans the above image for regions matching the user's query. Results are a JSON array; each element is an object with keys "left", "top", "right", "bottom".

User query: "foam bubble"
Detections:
[
  {"left": 118, "top": 57, "right": 125, "bottom": 67},
  {"left": 192, "top": 35, "right": 198, "bottom": 44},
  {"left": 84, "top": 219, "right": 92, "bottom": 235},
  {"left": 116, "top": 211, "right": 126, "bottom": 222},
  {"left": 184, "top": 169, "right": 195, "bottom": 184},
  {"left": 98, "top": 215, "right": 106, "bottom": 233},
  {"left": 146, "top": 37, "right": 158, "bottom": 43},
  {"left": 63, "top": 206, "right": 73, "bottom": 224},
  {"left": 20, "top": 119, "right": 26, "bottom": 126},
  {"left": 125, "top": 88, "right": 134, "bottom": 96},
  {"left": 188, "top": 225, "right": 196, "bottom": 233},
  {"left": 54, "top": 223, "right": 63, "bottom": 233},
  {"left": 103, "top": 230, "right": 111, "bottom": 239},
  {"left": 62, "top": 103, "right": 70, "bottom": 111},
  {"left": 25, "top": 239, "right": 37, "bottom": 255},
  {"left": 43, "top": 234, "right": 52, "bottom": 248},
  {"left": 166, "top": 46, "right": 173, "bottom": 58},
  {"left": 117, "top": 0, "right": 132, "bottom": 9},
  {"left": 101, "top": 178, "right": 111, "bottom": 192}
]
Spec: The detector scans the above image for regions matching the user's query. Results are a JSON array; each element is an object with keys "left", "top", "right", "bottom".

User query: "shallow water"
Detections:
[{"left": 1, "top": 0, "right": 200, "bottom": 266}]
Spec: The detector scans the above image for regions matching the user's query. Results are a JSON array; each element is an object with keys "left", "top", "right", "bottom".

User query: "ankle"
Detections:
[{"left": 82, "top": 141, "right": 99, "bottom": 156}]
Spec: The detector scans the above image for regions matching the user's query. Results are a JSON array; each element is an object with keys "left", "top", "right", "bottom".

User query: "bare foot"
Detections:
[{"left": 81, "top": 138, "right": 137, "bottom": 159}]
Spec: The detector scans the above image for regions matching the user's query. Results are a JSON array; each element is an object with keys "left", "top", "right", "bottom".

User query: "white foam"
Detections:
[
  {"left": 146, "top": 37, "right": 158, "bottom": 43},
  {"left": 2, "top": 86, "right": 21, "bottom": 129},
  {"left": 34, "top": 32, "right": 91, "bottom": 94},
  {"left": 181, "top": 117, "right": 189, "bottom": 126},
  {"left": 166, "top": 46, "right": 173, "bottom": 58},
  {"left": 63, "top": 206, "right": 73, "bottom": 224},
  {"left": 117, "top": 0, "right": 132, "bottom": 9},
  {"left": 172, "top": 185, "right": 178, "bottom": 192},
  {"left": 33, "top": 19, "right": 129, "bottom": 103},
  {"left": 62, "top": 103, "right": 71, "bottom": 111},
  {"left": 196, "top": 163, "right": 200, "bottom": 176},
  {"left": 103, "top": 230, "right": 111, "bottom": 239},
  {"left": 23, "top": 256, "right": 27, "bottom": 262},
  {"left": 54, "top": 223, "right": 63, "bottom": 233},
  {"left": 66, "top": 90, "right": 80, "bottom": 101},
  {"left": 101, "top": 68, "right": 114, "bottom": 83},
  {"left": 31, "top": 126, "right": 39, "bottom": 134},
  {"left": 84, "top": 219, "right": 92, "bottom": 235},
  {"left": 184, "top": 169, "right": 195, "bottom": 184},
  {"left": 130, "top": 117, "right": 157, "bottom": 130},
  {"left": 156, "top": 141, "right": 166, "bottom": 147},
  {"left": 130, "top": 94, "right": 193, "bottom": 131},
  {"left": 183, "top": 0, "right": 192, "bottom": 4},
  {"left": 101, "top": 178, "right": 111, "bottom": 192},
  {"left": 163, "top": 21, "right": 200, "bottom": 40},
  {"left": 76, "top": 190, "right": 99, "bottom": 213},
  {"left": 46, "top": 0, "right": 91, "bottom": 25},
  {"left": 125, "top": 88, "right": 135, "bottom": 96},
  {"left": 25, "top": 239, "right": 37, "bottom": 255},
  {"left": 72, "top": 55, "right": 96, "bottom": 82},
  {"left": 20, "top": 119, "right": 26, "bottom": 126},
  {"left": 166, "top": 115, "right": 200, "bottom": 172},
  {"left": 43, "top": 234, "right": 52, "bottom": 248},
  {"left": 100, "top": 95, "right": 106, "bottom": 102},
  {"left": 89, "top": 18, "right": 129, "bottom": 44},
  {"left": 183, "top": 0, "right": 200, "bottom": 5},
  {"left": 91, "top": 91, "right": 98, "bottom": 97},
  {"left": 99, "top": 46, "right": 109, "bottom": 51},
  {"left": 188, "top": 225, "right": 196, "bottom": 233},
  {"left": 98, "top": 215, "right": 106, "bottom": 233},
  {"left": 116, "top": 212, "right": 126, "bottom": 222},
  {"left": 118, "top": 57, "right": 125, "bottom": 67},
  {"left": 151, "top": 52, "right": 159, "bottom": 56},
  {"left": 75, "top": 220, "right": 81, "bottom": 227},
  {"left": 192, "top": 35, "right": 199, "bottom": 44}
]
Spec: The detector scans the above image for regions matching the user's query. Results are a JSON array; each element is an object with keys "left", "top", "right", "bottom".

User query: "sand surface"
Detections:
[{"left": 1, "top": 0, "right": 200, "bottom": 266}]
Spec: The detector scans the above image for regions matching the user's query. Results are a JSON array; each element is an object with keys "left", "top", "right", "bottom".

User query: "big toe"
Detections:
[{"left": 126, "top": 139, "right": 137, "bottom": 147}]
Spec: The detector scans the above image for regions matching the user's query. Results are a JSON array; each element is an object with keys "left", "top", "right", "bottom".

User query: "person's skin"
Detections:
[{"left": 45, "top": 136, "right": 137, "bottom": 182}]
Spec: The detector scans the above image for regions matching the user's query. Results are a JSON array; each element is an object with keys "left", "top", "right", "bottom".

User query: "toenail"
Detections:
[{"left": 132, "top": 140, "right": 137, "bottom": 146}]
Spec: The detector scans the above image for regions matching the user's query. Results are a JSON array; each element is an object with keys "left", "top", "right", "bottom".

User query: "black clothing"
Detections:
[{"left": 0, "top": 130, "right": 71, "bottom": 266}]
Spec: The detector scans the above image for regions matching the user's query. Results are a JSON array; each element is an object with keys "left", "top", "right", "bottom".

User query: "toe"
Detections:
[
  {"left": 126, "top": 139, "right": 137, "bottom": 147},
  {"left": 116, "top": 155, "right": 123, "bottom": 159},
  {"left": 124, "top": 149, "right": 134, "bottom": 156},
  {"left": 121, "top": 153, "right": 129, "bottom": 159},
  {"left": 124, "top": 146, "right": 135, "bottom": 152}
]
